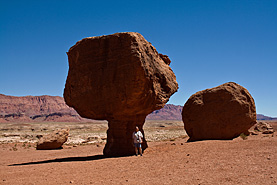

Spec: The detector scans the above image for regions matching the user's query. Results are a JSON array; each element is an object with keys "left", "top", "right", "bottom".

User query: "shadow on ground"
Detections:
[{"left": 8, "top": 155, "right": 123, "bottom": 166}]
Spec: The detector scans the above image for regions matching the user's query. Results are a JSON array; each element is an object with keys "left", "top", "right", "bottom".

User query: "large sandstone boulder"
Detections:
[
  {"left": 36, "top": 129, "right": 69, "bottom": 150},
  {"left": 182, "top": 82, "right": 256, "bottom": 141},
  {"left": 64, "top": 32, "right": 178, "bottom": 156}
]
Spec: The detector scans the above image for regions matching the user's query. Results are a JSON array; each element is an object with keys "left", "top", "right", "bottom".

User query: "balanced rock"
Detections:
[
  {"left": 36, "top": 129, "right": 69, "bottom": 150},
  {"left": 182, "top": 82, "right": 256, "bottom": 141},
  {"left": 64, "top": 32, "right": 178, "bottom": 156}
]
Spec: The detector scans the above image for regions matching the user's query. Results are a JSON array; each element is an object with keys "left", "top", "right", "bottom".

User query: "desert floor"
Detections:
[{"left": 0, "top": 121, "right": 276, "bottom": 185}]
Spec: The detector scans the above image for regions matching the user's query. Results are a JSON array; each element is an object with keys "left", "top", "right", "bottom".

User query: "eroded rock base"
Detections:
[{"left": 103, "top": 117, "right": 148, "bottom": 156}]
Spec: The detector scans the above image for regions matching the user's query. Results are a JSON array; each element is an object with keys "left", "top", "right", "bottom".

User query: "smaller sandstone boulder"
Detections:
[
  {"left": 254, "top": 122, "right": 274, "bottom": 134},
  {"left": 182, "top": 82, "right": 256, "bottom": 141},
  {"left": 36, "top": 129, "right": 69, "bottom": 150}
]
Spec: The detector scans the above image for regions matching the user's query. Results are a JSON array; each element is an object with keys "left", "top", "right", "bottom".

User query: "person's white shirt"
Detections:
[{"left": 132, "top": 131, "right": 143, "bottom": 143}]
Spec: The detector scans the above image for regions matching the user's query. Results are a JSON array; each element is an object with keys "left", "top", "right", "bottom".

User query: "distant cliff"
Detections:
[
  {"left": 0, "top": 94, "right": 84, "bottom": 122},
  {"left": 257, "top": 114, "right": 277, "bottom": 120}
]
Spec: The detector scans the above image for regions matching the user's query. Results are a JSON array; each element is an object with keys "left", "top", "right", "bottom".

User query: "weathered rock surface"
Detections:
[
  {"left": 254, "top": 121, "right": 274, "bottom": 134},
  {"left": 64, "top": 32, "right": 178, "bottom": 156},
  {"left": 182, "top": 82, "right": 256, "bottom": 141},
  {"left": 36, "top": 129, "right": 69, "bottom": 150}
]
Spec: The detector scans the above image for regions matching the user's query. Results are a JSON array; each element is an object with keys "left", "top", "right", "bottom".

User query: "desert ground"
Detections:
[{"left": 0, "top": 121, "right": 276, "bottom": 185}]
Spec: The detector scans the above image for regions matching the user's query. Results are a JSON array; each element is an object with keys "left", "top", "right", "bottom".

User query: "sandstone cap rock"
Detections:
[{"left": 64, "top": 32, "right": 178, "bottom": 121}]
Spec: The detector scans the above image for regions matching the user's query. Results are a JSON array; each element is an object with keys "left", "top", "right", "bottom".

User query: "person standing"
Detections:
[{"left": 132, "top": 126, "right": 143, "bottom": 156}]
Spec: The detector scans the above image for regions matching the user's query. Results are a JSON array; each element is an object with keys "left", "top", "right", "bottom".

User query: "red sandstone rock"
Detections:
[
  {"left": 182, "top": 82, "right": 256, "bottom": 141},
  {"left": 64, "top": 32, "right": 178, "bottom": 156},
  {"left": 36, "top": 129, "right": 69, "bottom": 150}
]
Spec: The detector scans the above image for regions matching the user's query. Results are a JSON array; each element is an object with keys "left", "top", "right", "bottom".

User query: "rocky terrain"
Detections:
[
  {"left": 0, "top": 126, "right": 276, "bottom": 184},
  {"left": 0, "top": 91, "right": 276, "bottom": 183},
  {"left": 0, "top": 120, "right": 186, "bottom": 144}
]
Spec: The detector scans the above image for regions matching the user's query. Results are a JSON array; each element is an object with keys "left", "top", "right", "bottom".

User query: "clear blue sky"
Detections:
[{"left": 0, "top": 0, "right": 276, "bottom": 117}]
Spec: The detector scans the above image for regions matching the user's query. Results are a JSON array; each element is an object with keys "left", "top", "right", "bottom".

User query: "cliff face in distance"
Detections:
[
  {"left": 0, "top": 94, "right": 76, "bottom": 116},
  {"left": 257, "top": 114, "right": 277, "bottom": 120},
  {"left": 0, "top": 94, "right": 84, "bottom": 122}
]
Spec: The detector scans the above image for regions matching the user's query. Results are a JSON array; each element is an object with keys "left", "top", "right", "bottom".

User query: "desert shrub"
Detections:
[
  {"left": 240, "top": 133, "right": 248, "bottom": 140},
  {"left": 12, "top": 144, "right": 18, "bottom": 151}
]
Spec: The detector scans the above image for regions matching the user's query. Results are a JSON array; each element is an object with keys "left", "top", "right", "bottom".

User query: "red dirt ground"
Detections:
[{"left": 0, "top": 130, "right": 276, "bottom": 185}]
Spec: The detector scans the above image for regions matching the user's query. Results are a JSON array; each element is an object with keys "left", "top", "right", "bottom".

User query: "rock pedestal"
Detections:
[
  {"left": 103, "top": 116, "right": 147, "bottom": 156},
  {"left": 64, "top": 32, "right": 178, "bottom": 156}
]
